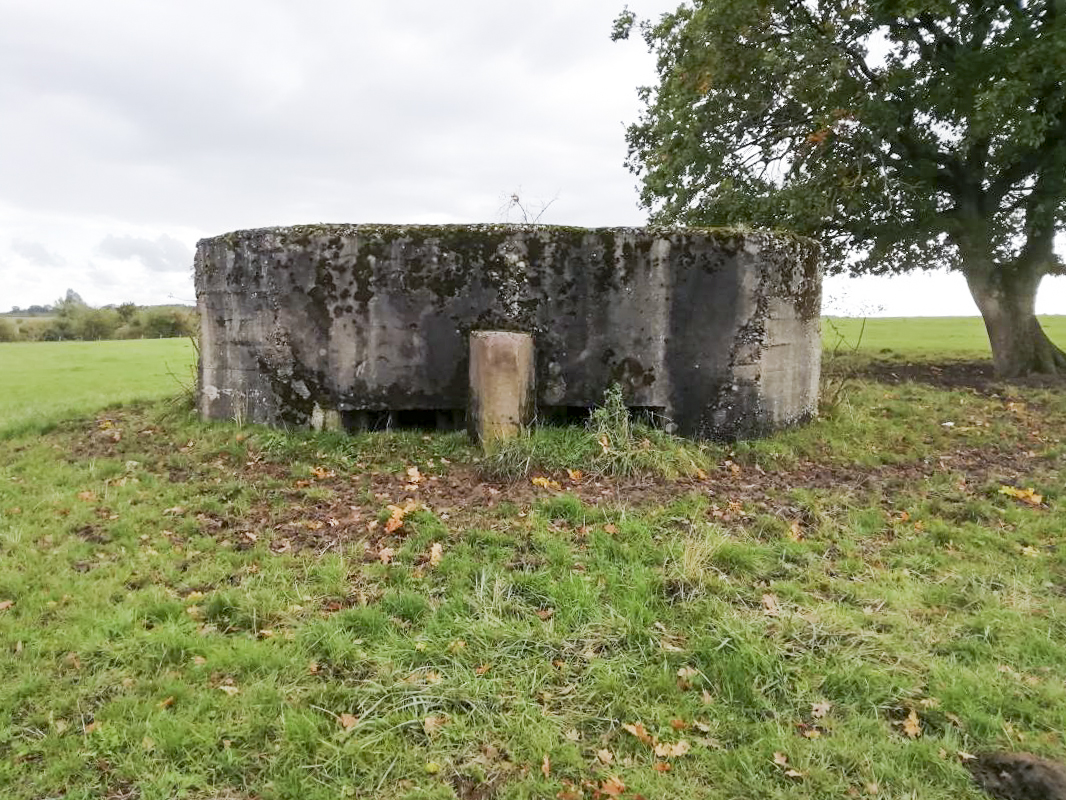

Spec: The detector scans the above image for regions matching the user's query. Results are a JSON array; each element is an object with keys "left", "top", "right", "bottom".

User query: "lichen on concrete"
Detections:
[{"left": 195, "top": 224, "right": 821, "bottom": 439}]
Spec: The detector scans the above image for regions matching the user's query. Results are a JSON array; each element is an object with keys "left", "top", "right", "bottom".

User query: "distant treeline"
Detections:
[{"left": 0, "top": 300, "right": 197, "bottom": 342}]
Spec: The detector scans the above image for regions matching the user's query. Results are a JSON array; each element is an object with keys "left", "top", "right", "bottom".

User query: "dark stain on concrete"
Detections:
[{"left": 195, "top": 224, "right": 821, "bottom": 439}]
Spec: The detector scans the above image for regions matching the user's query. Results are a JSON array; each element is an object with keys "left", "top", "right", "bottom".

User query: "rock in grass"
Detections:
[{"left": 969, "top": 752, "right": 1066, "bottom": 800}]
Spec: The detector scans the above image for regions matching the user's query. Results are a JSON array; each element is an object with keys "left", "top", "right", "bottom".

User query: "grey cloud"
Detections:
[
  {"left": 96, "top": 234, "right": 193, "bottom": 273},
  {"left": 11, "top": 238, "right": 65, "bottom": 267},
  {"left": 0, "top": 0, "right": 661, "bottom": 231}
]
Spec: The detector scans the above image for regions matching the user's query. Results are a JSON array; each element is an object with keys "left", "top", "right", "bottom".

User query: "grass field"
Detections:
[
  {"left": 0, "top": 338, "right": 196, "bottom": 438},
  {"left": 824, "top": 315, "right": 1066, "bottom": 358},
  {"left": 0, "top": 324, "right": 1064, "bottom": 799}
]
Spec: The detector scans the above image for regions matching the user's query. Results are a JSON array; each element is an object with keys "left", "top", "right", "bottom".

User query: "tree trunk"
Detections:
[{"left": 964, "top": 268, "right": 1066, "bottom": 378}]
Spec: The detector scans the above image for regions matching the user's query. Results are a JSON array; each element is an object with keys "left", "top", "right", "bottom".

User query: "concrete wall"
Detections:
[{"left": 195, "top": 224, "right": 821, "bottom": 439}]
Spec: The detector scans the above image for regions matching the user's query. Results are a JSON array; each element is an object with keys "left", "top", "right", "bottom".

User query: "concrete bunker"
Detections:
[{"left": 194, "top": 224, "right": 821, "bottom": 439}]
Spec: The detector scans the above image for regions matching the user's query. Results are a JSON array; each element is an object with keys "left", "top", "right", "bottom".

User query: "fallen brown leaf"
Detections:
[
  {"left": 677, "top": 665, "right": 699, "bottom": 689},
  {"left": 339, "top": 713, "right": 358, "bottom": 730},
  {"left": 429, "top": 542, "right": 443, "bottom": 566},
  {"left": 902, "top": 709, "right": 922, "bottom": 738},
  {"left": 623, "top": 722, "right": 654, "bottom": 746},
  {"left": 761, "top": 593, "right": 781, "bottom": 616},
  {"left": 654, "top": 739, "right": 691, "bottom": 758},
  {"left": 423, "top": 715, "right": 447, "bottom": 737}
]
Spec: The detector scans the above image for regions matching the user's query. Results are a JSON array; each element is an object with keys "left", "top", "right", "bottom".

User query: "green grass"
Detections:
[
  {"left": 823, "top": 315, "right": 1066, "bottom": 358},
  {"left": 0, "top": 329, "right": 1064, "bottom": 799},
  {"left": 0, "top": 339, "right": 196, "bottom": 438}
]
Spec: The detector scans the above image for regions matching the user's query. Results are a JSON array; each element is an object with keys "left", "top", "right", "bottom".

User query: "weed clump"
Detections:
[{"left": 481, "top": 384, "right": 713, "bottom": 480}]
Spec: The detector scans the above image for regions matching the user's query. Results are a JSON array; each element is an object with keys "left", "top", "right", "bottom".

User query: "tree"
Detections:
[
  {"left": 76, "top": 308, "right": 120, "bottom": 341},
  {"left": 614, "top": 0, "right": 1066, "bottom": 376},
  {"left": 0, "top": 318, "right": 17, "bottom": 342},
  {"left": 116, "top": 302, "right": 137, "bottom": 323},
  {"left": 142, "top": 309, "right": 196, "bottom": 339}
]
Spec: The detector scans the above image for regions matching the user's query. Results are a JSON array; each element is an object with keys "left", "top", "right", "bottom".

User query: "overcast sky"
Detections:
[{"left": 1, "top": 0, "right": 1063, "bottom": 315}]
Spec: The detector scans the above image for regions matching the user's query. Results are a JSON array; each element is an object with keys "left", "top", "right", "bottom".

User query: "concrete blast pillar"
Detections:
[{"left": 468, "top": 331, "right": 535, "bottom": 446}]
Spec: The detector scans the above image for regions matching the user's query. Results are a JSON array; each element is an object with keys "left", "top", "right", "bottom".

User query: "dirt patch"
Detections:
[
  {"left": 58, "top": 385, "right": 1060, "bottom": 555},
  {"left": 230, "top": 436, "right": 1052, "bottom": 554},
  {"left": 969, "top": 751, "right": 1066, "bottom": 800},
  {"left": 852, "top": 359, "right": 1064, "bottom": 394}
]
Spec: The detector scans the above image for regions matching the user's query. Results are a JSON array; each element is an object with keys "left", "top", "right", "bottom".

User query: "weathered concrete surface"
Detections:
[
  {"left": 195, "top": 224, "right": 821, "bottom": 439},
  {"left": 468, "top": 331, "right": 535, "bottom": 446}
]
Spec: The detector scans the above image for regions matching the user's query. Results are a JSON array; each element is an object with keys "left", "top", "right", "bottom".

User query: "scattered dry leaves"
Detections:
[{"left": 773, "top": 751, "right": 805, "bottom": 778}]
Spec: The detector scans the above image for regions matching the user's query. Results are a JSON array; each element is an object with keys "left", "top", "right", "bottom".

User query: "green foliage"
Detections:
[
  {"left": 617, "top": 1, "right": 1066, "bottom": 372},
  {"left": 2, "top": 305, "right": 198, "bottom": 343},
  {"left": 618, "top": 0, "right": 1066, "bottom": 276},
  {"left": 140, "top": 308, "right": 196, "bottom": 339},
  {"left": 0, "top": 318, "right": 16, "bottom": 343},
  {"left": 116, "top": 302, "right": 137, "bottom": 323},
  {"left": 76, "top": 307, "right": 122, "bottom": 341}
]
